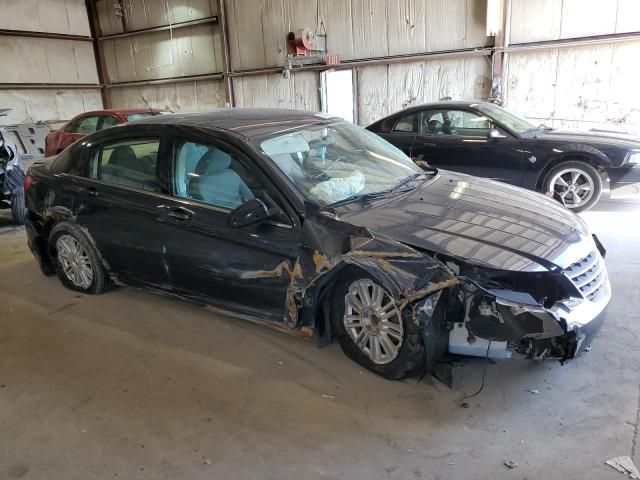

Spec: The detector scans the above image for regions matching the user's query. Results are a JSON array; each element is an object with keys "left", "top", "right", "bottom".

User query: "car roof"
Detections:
[
  {"left": 129, "top": 108, "right": 338, "bottom": 139},
  {"left": 403, "top": 100, "right": 490, "bottom": 111}
]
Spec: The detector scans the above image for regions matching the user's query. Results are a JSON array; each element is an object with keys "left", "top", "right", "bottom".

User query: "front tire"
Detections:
[
  {"left": 10, "top": 189, "right": 27, "bottom": 225},
  {"left": 49, "top": 223, "right": 109, "bottom": 294},
  {"left": 331, "top": 272, "right": 426, "bottom": 380},
  {"left": 544, "top": 160, "right": 602, "bottom": 212}
]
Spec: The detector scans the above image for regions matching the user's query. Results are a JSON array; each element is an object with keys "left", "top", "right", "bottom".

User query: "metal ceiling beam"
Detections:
[
  {"left": 0, "top": 83, "right": 102, "bottom": 90},
  {"left": 98, "top": 16, "right": 218, "bottom": 41},
  {"left": 0, "top": 29, "right": 92, "bottom": 41},
  {"left": 499, "top": 30, "right": 640, "bottom": 52},
  {"left": 229, "top": 48, "right": 492, "bottom": 78},
  {"left": 106, "top": 73, "right": 223, "bottom": 88}
]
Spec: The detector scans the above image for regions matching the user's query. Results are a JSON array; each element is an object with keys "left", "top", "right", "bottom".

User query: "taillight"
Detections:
[{"left": 24, "top": 175, "right": 33, "bottom": 193}]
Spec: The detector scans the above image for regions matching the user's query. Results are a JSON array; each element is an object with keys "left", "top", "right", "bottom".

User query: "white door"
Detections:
[{"left": 320, "top": 69, "right": 356, "bottom": 123}]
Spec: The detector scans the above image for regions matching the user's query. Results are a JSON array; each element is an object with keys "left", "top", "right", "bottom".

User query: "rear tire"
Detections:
[
  {"left": 10, "top": 189, "right": 27, "bottom": 225},
  {"left": 49, "top": 223, "right": 109, "bottom": 294},
  {"left": 543, "top": 160, "right": 602, "bottom": 212},
  {"left": 331, "top": 271, "right": 426, "bottom": 380}
]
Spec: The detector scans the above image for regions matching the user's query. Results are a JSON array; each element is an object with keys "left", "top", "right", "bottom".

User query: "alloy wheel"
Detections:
[
  {"left": 343, "top": 279, "right": 404, "bottom": 364},
  {"left": 56, "top": 234, "right": 94, "bottom": 289},
  {"left": 550, "top": 168, "right": 595, "bottom": 209}
]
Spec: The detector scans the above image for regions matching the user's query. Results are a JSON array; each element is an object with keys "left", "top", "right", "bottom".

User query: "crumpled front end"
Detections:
[{"left": 412, "top": 245, "right": 611, "bottom": 368}]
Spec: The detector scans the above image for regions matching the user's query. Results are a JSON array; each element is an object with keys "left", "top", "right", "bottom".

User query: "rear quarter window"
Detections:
[{"left": 48, "top": 143, "right": 85, "bottom": 176}]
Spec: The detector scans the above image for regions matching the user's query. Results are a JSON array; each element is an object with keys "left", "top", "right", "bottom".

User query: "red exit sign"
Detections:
[{"left": 324, "top": 54, "right": 341, "bottom": 65}]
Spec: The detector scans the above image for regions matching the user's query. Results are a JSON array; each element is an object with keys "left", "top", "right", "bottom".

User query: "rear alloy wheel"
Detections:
[
  {"left": 544, "top": 161, "right": 602, "bottom": 212},
  {"left": 56, "top": 235, "right": 94, "bottom": 290},
  {"left": 332, "top": 272, "right": 426, "bottom": 380},
  {"left": 50, "top": 223, "right": 109, "bottom": 294}
]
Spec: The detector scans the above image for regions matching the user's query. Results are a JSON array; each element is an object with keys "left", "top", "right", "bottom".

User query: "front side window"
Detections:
[
  {"left": 88, "top": 138, "right": 160, "bottom": 191},
  {"left": 446, "top": 110, "right": 491, "bottom": 136},
  {"left": 172, "top": 140, "right": 257, "bottom": 210},
  {"left": 66, "top": 116, "right": 100, "bottom": 134},
  {"left": 422, "top": 110, "right": 490, "bottom": 136},
  {"left": 258, "top": 122, "right": 421, "bottom": 206}
]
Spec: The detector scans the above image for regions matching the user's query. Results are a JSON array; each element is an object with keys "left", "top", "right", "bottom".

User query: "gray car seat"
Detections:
[
  {"left": 189, "top": 149, "right": 254, "bottom": 208},
  {"left": 100, "top": 145, "right": 155, "bottom": 190}
]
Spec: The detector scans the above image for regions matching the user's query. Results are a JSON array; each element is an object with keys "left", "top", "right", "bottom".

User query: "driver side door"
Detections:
[
  {"left": 412, "top": 108, "right": 527, "bottom": 185},
  {"left": 158, "top": 133, "right": 303, "bottom": 324}
]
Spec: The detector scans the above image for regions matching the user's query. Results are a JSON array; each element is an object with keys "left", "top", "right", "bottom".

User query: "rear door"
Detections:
[
  {"left": 71, "top": 131, "right": 170, "bottom": 285},
  {"left": 156, "top": 132, "right": 303, "bottom": 323}
]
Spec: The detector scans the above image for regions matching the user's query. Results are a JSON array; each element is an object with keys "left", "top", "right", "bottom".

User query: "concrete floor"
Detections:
[{"left": 0, "top": 198, "right": 638, "bottom": 480}]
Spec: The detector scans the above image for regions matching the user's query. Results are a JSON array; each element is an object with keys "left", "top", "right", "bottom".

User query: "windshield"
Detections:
[
  {"left": 259, "top": 122, "right": 422, "bottom": 206},
  {"left": 475, "top": 103, "right": 536, "bottom": 134}
]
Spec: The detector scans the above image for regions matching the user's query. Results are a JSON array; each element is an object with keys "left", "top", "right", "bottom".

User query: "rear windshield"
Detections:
[{"left": 124, "top": 112, "right": 162, "bottom": 122}]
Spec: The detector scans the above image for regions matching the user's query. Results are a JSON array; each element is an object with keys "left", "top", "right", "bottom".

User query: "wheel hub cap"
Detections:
[{"left": 550, "top": 168, "right": 595, "bottom": 209}]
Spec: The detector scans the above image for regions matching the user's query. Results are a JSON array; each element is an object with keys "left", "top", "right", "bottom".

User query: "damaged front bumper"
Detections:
[{"left": 414, "top": 257, "right": 611, "bottom": 366}]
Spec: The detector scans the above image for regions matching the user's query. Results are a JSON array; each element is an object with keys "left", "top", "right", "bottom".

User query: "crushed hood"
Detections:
[{"left": 335, "top": 170, "right": 595, "bottom": 272}]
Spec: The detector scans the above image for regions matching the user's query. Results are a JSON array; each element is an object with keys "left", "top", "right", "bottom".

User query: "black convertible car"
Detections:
[
  {"left": 25, "top": 109, "right": 610, "bottom": 380},
  {"left": 368, "top": 101, "right": 640, "bottom": 211}
]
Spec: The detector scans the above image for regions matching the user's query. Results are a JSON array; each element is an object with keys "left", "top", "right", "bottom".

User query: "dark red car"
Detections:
[{"left": 45, "top": 108, "right": 166, "bottom": 157}]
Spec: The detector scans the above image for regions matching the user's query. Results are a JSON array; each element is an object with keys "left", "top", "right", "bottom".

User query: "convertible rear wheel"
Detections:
[
  {"left": 544, "top": 161, "right": 602, "bottom": 212},
  {"left": 50, "top": 223, "right": 109, "bottom": 294},
  {"left": 332, "top": 273, "right": 426, "bottom": 380}
]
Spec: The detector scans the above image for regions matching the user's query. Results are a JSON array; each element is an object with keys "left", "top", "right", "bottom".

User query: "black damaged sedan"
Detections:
[{"left": 24, "top": 109, "right": 611, "bottom": 380}]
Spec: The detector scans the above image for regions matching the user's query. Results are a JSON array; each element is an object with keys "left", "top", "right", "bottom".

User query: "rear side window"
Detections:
[
  {"left": 88, "top": 138, "right": 160, "bottom": 192},
  {"left": 392, "top": 112, "right": 421, "bottom": 133},
  {"left": 48, "top": 143, "right": 84, "bottom": 175}
]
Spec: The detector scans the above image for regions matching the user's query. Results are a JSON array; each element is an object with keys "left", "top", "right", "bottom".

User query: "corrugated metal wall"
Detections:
[
  {"left": 504, "top": 0, "right": 640, "bottom": 133},
  {"left": 102, "top": 0, "right": 491, "bottom": 123},
  {"left": 0, "top": 0, "right": 101, "bottom": 125},
  {"left": 226, "top": 0, "right": 491, "bottom": 123},
  {"left": 5, "top": 0, "right": 639, "bottom": 134}
]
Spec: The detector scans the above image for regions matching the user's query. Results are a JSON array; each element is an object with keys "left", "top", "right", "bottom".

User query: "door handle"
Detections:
[
  {"left": 167, "top": 207, "right": 193, "bottom": 221},
  {"left": 422, "top": 142, "right": 436, "bottom": 147},
  {"left": 84, "top": 186, "right": 98, "bottom": 197},
  {"left": 156, "top": 205, "right": 193, "bottom": 222}
]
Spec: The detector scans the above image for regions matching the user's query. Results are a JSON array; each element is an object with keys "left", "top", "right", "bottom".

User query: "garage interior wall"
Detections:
[
  {"left": 3, "top": 0, "right": 640, "bottom": 134},
  {"left": 0, "top": 0, "right": 102, "bottom": 126},
  {"left": 504, "top": 0, "right": 640, "bottom": 134}
]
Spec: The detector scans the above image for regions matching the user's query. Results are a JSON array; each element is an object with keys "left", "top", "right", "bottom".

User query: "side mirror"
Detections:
[
  {"left": 488, "top": 128, "right": 507, "bottom": 140},
  {"left": 228, "top": 198, "right": 271, "bottom": 228}
]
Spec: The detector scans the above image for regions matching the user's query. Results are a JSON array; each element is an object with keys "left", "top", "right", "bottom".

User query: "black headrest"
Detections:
[
  {"left": 195, "top": 149, "right": 232, "bottom": 175},
  {"left": 109, "top": 145, "right": 136, "bottom": 166}
]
